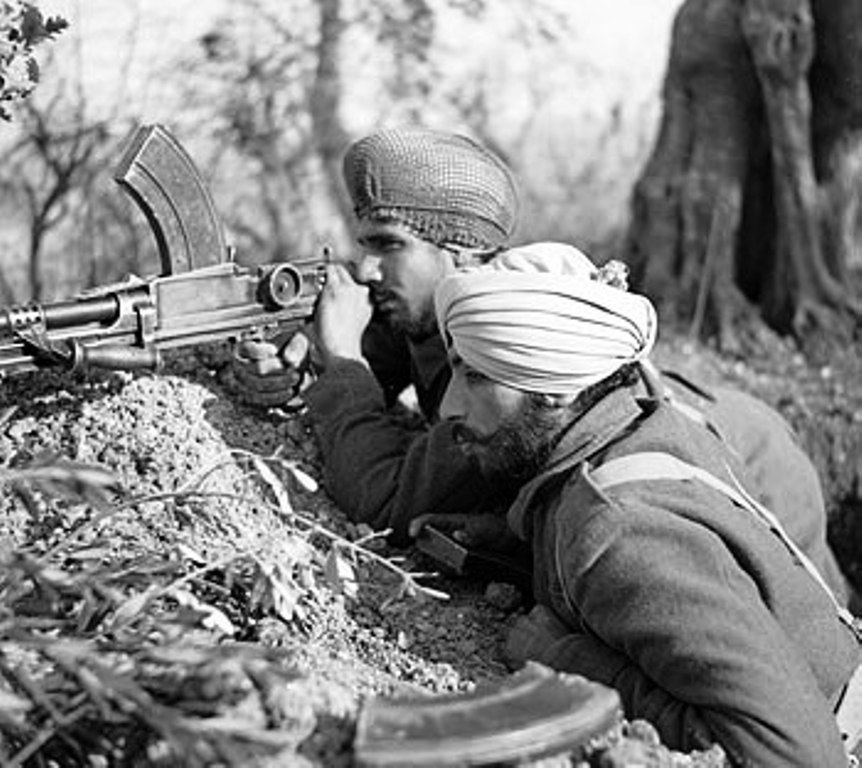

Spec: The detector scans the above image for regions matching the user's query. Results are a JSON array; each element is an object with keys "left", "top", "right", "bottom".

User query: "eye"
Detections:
[
  {"left": 362, "top": 233, "right": 404, "bottom": 253},
  {"left": 377, "top": 237, "right": 405, "bottom": 254},
  {"left": 465, "top": 367, "right": 489, "bottom": 386}
]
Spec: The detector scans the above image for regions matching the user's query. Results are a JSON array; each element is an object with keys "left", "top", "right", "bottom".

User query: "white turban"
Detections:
[{"left": 435, "top": 242, "right": 657, "bottom": 395}]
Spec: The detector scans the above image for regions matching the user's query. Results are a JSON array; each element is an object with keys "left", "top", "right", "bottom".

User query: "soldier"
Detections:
[
  {"left": 433, "top": 241, "right": 861, "bottom": 766},
  {"left": 234, "top": 126, "right": 853, "bottom": 607}
]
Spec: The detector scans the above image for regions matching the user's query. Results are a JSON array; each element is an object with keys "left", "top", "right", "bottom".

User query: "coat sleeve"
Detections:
[
  {"left": 302, "top": 358, "right": 492, "bottom": 545},
  {"left": 552, "top": 489, "right": 848, "bottom": 767}
]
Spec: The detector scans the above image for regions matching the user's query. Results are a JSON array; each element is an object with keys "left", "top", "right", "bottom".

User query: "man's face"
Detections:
[
  {"left": 440, "top": 353, "right": 563, "bottom": 488},
  {"left": 351, "top": 219, "right": 454, "bottom": 338}
]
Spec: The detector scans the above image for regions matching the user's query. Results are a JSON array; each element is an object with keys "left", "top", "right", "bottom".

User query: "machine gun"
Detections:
[{"left": 0, "top": 124, "right": 328, "bottom": 378}]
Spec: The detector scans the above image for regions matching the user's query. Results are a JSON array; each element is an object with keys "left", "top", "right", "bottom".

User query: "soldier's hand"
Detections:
[
  {"left": 408, "top": 512, "right": 517, "bottom": 551},
  {"left": 315, "top": 263, "right": 373, "bottom": 368},
  {"left": 504, "top": 604, "right": 570, "bottom": 667},
  {"left": 231, "top": 331, "right": 313, "bottom": 408}
]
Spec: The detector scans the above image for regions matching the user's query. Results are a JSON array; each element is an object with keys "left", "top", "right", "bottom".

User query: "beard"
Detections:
[
  {"left": 457, "top": 397, "right": 568, "bottom": 495},
  {"left": 377, "top": 294, "right": 438, "bottom": 339}
]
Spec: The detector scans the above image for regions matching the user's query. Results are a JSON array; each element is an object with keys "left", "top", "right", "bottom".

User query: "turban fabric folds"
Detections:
[
  {"left": 435, "top": 243, "right": 658, "bottom": 396},
  {"left": 342, "top": 128, "right": 519, "bottom": 250}
]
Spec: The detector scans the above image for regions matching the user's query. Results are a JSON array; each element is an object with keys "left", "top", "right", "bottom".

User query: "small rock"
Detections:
[{"left": 485, "top": 581, "right": 523, "bottom": 612}]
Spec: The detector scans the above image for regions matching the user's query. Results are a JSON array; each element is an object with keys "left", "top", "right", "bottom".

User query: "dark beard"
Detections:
[
  {"left": 391, "top": 303, "right": 438, "bottom": 340},
  {"left": 459, "top": 398, "right": 567, "bottom": 495}
]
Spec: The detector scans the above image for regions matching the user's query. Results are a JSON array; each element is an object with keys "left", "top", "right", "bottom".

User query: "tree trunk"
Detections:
[
  {"left": 310, "top": 0, "right": 354, "bottom": 229},
  {"left": 624, "top": 0, "right": 760, "bottom": 351},
  {"left": 625, "top": 0, "right": 862, "bottom": 347},
  {"left": 809, "top": 0, "right": 862, "bottom": 181},
  {"left": 809, "top": 0, "right": 862, "bottom": 276}
]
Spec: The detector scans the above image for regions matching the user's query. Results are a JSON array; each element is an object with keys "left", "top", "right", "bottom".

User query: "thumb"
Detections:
[
  {"left": 234, "top": 339, "right": 287, "bottom": 375},
  {"left": 408, "top": 514, "right": 433, "bottom": 539},
  {"left": 235, "top": 339, "right": 279, "bottom": 362},
  {"left": 280, "top": 332, "right": 311, "bottom": 368}
]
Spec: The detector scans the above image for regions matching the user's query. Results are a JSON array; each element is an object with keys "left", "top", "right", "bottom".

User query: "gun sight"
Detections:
[{"left": 258, "top": 263, "right": 327, "bottom": 311}]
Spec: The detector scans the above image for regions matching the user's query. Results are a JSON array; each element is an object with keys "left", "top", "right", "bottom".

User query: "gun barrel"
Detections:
[{"left": 0, "top": 295, "right": 121, "bottom": 336}]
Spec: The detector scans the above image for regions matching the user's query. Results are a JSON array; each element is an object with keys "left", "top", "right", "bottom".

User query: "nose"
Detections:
[
  {"left": 439, "top": 372, "right": 468, "bottom": 420},
  {"left": 354, "top": 253, "right": 383, "bottom": 284}
]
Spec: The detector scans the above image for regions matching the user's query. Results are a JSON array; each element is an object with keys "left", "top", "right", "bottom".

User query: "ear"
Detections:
[
  {"left": 450, "top": 249, "right": 473, "bottom": 269},
  {"left": 444, "top": 246, "right": 484, "bottom": 270},
  {"left": 538, "top": 392, "right": 578, "bottom": 409}
]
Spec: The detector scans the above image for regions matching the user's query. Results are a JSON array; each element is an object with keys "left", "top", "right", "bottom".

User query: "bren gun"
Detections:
[{"left": 0, "top": 124, "right": 327, "bottom": 378}]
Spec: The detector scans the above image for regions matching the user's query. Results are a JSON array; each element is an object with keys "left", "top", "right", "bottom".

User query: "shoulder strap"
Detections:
[
  {"left": 637, "top": 361, "right": 727, "bottom": 442},
  {"left": 589, "top": 451, "right": 859, "bottom": 636}
]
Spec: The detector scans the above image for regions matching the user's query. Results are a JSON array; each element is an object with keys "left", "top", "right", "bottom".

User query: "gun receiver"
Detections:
[{"left": 0, "top": 124, "right": 328, "bottom": 378}]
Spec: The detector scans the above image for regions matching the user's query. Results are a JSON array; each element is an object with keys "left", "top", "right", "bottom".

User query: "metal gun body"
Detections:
[
  {"left": 0, "top": 261, "right": 326, "bottom": 377},
  {"left": 0, "top": 124, "right": 328, "bottom": 378}
]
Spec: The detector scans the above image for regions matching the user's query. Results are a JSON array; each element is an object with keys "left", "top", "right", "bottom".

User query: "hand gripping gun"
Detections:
[{"left": 0, "top": 124, "right": 327, "bottom": 378}]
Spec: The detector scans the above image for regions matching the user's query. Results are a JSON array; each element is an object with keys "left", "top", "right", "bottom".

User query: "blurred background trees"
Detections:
[
  {"left": 1, "top": 0, "right": 859, "bottom": 350},
  {"left": 1, "top": 0, "right": 655, "bottom": 302},
  {"left": 172, "top": 0, "right": 573, "bottom": 266}
]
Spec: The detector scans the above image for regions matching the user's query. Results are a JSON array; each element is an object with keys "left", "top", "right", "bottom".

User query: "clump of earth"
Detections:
[{"left": 1, "top": 324, "right": 859, "bottom": 767}]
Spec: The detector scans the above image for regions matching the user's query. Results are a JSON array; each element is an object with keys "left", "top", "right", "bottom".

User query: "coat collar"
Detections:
[
  {"left": 507, "top": 383, "right": 652, "bottom": 539},
  {"left": 408, "top": 332, "right": 449, "bottom": 391}
]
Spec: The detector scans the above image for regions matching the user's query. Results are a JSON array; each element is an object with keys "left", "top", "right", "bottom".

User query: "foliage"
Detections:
[
  {"left": 0, "top": 450, "right": 446, "bottom": 765},
  {"left": 0, "top": 0, "right": 66, "bottom": 120},
  {"left": 180, "top": 0, "right": 571, "bottom": 265},
  {"left": 0, "top": 100, "right": 114, "bottom": 302}
]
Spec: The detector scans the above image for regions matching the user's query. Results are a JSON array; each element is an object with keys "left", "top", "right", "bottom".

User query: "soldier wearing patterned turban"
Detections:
[
  {"left": 342, "top": 128, "right": 518, "bottom": 253},
  {"left": 235, "top": 127, "right": 526, "bottom": 553},
  {"left": 432, "top": 242, "right": 862, "bottom": 767}
]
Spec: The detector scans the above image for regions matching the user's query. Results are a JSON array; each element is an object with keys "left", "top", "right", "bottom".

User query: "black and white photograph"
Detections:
[{"left": 1, "top": 1, "right": 860, "bottom": 765}]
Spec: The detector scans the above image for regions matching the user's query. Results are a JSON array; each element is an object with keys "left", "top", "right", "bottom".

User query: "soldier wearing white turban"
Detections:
[
  {"left": 431, "top": 242, "right": 861, "bottom": 767},
  {"left": 435, "top": 243, "right": 657, "bottom": 397}
]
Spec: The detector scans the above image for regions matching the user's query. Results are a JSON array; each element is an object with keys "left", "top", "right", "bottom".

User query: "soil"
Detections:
[{"left": 1, "top": 323, "right": 860, "bottom": 767}]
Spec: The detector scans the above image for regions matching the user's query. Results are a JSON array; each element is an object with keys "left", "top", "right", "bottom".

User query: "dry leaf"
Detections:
[
  {"left": 251, "top": 456, "right": 293, "bottom": 517},
  {"left": 324, "top": 550, "right": 358, "bottom": 599}
]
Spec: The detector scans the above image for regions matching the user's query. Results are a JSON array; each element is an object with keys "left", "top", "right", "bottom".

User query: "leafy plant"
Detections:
[
  {"left": 0, "top": 1, "right": 67, "bottom": 120},
  {"left": 0, "top": 448, "right": 447, "bottom": 764}
]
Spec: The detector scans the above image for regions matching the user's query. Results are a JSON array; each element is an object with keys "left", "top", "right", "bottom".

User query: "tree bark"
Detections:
[
  {"left": 625, "top": 0, "right": 862, "bottom": 346},
  {"left": 809, "top": 0, "right": 862, "bottom": 276},
  {"left": 624, "top": 0, "right": 760, "bottom": 349},
  {"left": 742, "top": 0, "right": 862, "bottom": 331},
  {"left": 809, "top": 0, "right": 862, "bottom": 181}
]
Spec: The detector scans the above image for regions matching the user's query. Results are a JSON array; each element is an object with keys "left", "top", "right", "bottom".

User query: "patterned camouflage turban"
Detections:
[{"left": 342, "top": 127, "right": 519, "bottom": 250}]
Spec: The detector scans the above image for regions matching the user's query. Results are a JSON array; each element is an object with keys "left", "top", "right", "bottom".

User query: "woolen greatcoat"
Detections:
[
  {"left": 303, "top": 321, "right": 850, "bottom": 607},
  {"left": 303, "top": 323, "right": 493, "bottom": 545},
  {"left": 505, "top": 381, "right": 859, "bottom": 766}
]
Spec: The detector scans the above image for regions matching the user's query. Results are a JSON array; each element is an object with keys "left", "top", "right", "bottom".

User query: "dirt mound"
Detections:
[{"left": 2, "top": 330, "right": 859, "bottom": 766}]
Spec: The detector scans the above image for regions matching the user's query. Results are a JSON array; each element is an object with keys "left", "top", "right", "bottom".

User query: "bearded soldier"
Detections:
[
  {"left": 234, "top": 127, "right": 853, "bottom": 612},
  {"left": 433, "top": 242, "right": 862, "bottom": 766}
]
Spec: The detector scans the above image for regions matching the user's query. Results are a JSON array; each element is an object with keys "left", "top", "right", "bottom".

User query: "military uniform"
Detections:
[
  {"left": 504, "top": 380, "right": 859, "bottom": 766},
  {"left": 304, "top": 323, "right": 852, "bottom": 609}
]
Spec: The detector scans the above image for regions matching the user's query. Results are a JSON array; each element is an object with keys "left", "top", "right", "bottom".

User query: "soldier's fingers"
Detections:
[
  {"left": 280, "top": 332, "right": 311, "bottom": 368},
  {"left": 240, "top": 387, "right": 301, "bottom": 408},
  {"left": 324, "top": 262, "right": 354, "bottom": 287},
  {"left": 408, "top": 513, "right": 467, "bottom": 539},
  {"left": 235, "top": 339, "right": 279, "bottom": 362},
  {"left": 256, "top": 356, "right": 291, "bottom": 377},
  {"left": 408, "top": 513, "right": 435, "bottom": 539},
  {"left": 233, "top": 365, "right": 301, "bottom": 392}
]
